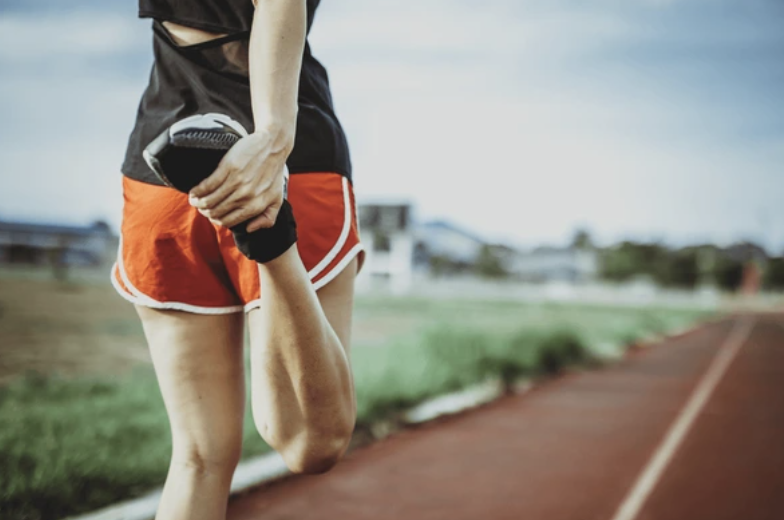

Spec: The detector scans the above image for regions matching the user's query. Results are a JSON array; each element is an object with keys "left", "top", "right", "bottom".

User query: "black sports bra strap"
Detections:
[{"left": 153, "top": 19, "right": 249, "bottom": 50}]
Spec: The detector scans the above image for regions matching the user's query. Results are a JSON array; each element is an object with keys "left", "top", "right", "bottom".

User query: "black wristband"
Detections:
[{"left": 230, "top": 199, "right": 298, "bottom": 264}]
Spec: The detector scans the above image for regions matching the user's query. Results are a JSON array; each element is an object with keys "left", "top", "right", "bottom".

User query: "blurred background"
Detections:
[{"left": 1, "top": 1, "right": 782, "bottom": 519}]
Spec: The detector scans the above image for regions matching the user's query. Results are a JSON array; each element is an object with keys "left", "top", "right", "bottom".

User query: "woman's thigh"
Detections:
[
  {"left": 246, "top": 256, "right": 358, "bottom": 357},
  {"left": 136, "top": 307, "right": 246, "bottom": 463},
  {"left": 314, "top": 256, "right": 358, "bottom": 350},
  {"left": 244, "top": 256, "right": 358, "bottom": 442}
]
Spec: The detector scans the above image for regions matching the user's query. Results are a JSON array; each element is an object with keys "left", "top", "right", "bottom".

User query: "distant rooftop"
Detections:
[
  {"left": 356, "top": 196, "right": 415, "bottom": 207},
  {"left": 418, "top": 220, "right": 488, "bottom": 245},
  {"left": 0, "top": 220, "right": 113, "bottom": 237}
]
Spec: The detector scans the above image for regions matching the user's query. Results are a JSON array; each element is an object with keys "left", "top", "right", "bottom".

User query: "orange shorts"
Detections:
[{"left": 111, "top": 173, "right": 364, "bottom": 314}]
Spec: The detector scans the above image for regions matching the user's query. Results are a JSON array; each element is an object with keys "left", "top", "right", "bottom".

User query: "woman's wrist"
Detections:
[{"left": 253, "top": 115, "right": 297, "bottom": 155}]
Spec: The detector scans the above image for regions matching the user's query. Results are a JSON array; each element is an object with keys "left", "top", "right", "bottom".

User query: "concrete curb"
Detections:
[
  {"left": 402, "top": 378, "right": 506, "bottom": 424},
  {"left": 64, "top": 320, "right": 712, "bottom": 520},
  {"left": 64, "top": 379, "right": 515, "bottom": 520},
  {"left": 63, "top": 452, "right": 292, "bottom": 520}
]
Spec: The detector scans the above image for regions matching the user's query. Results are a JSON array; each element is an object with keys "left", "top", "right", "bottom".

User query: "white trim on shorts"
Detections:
[
  {"left": 110, "top": 238, "right": 245, "bottom": 314},
  {"left": 307, "top": 177, "right": 352, "bottom": 280},
  {"left": 312, "top": 242, "right": 364, "bottom": 291}
]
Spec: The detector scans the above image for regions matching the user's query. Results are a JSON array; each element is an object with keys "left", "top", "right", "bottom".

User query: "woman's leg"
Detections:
[
  {"left": 136, "top": 307, "right": 246, "bottom": 520},
  {"left": 247, "top": 245, "right": 358, "bottom": 474}
]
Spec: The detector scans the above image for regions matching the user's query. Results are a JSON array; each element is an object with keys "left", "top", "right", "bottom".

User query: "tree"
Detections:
[
  {"left": 91, "top": 219, "right": 113, "bottom": 235},
  {"left": 713, "top": 257, "right": 744, "bottom": 292},
  {"left": 654, "top": 249, "right": 700, "bottom": 289},
  {"left": 571, "top": 228, "right": 593, "bottom": 250},
  {"left": 599, "top": 241, "right": 667, "bottom": 282},
  {"left": 764, "top": 257, "right": 784, "bottom": 291},
  {"left": 474, "top": 245, "right": 508, "bottom": 279},
  {"left": 428, "top": 254, "right": 469, "bottom": 277}
]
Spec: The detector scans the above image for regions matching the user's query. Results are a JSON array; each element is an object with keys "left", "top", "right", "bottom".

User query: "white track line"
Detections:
[{"left": 609, "top": 317, "right": 755, "bottom": 520}]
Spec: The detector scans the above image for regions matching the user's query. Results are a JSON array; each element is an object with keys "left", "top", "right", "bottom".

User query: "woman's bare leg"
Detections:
[
  {"left": 136, "top": 308, "right": 246, "bottom": 520},
  {"left": 247, "top": 244, "right": 359, "bottom": 474}
]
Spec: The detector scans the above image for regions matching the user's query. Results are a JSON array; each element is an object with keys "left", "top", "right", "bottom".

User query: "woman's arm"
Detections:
[
  {"left": 249, "top": 0, "right": 305, "bottom": 144},
  {"left": 189, "top": 0, "right": 307, "bottom": 233}
]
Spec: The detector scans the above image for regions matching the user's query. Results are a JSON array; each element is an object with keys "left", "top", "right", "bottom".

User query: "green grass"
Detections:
[
  {"left": 352, "top": 326, "right": 584, "bottom": 422},
  {"left": 1, "top": 372, "right": 170, "bottom": 520},
  {"left": 350, "top": 302, "right": 707, "bottom": 423},
  {"left": 0, "top": 369, "right": 271, "bottom": 520},
  {"left": 0, "top": 272, "right": 714, "bottom": 520}
]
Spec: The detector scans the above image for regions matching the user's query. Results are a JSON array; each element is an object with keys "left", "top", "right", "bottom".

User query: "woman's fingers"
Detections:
[
  {"left": 189, "top": 138, "right": 261, "bottom": 199},
  {"left": 189, "top": 180, "right": 235, "bottom": 212},
  {"left": 246, "top": 204, "right": 280, "bottom": 232},
  {"left": 203, "top": 190, "right": 281, "bottom": 229},
  {"left": 208, "top": 206, "right": 256, "bottom": 229},
  {"left": 191, "top": 157, "right": 269, "bottom": 214},
  {"left": 195, "top": 165, "right": 277, "bottom": 220},
  {"left": 194, "top": 179, "right": 253, "bottom": 219},
  {"left": 189, "top": 161, "right": 231, "bottom": 198}
]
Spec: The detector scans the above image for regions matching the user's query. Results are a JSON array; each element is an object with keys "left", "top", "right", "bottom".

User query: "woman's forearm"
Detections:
[{"left": 249, "top": 0, "right": 306, "bottom": 149}]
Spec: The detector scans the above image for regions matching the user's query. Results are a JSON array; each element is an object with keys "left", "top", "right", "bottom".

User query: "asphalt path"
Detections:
[{"left": 228, "top": 316, "right": 784, "bottom": 520}]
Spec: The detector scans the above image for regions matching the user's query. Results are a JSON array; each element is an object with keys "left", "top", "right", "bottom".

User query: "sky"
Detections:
[{"left": 0, "top": 0, "right": 782, "bottom": 252}]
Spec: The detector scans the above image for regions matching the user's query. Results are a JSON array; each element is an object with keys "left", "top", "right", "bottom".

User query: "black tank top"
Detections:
[{"left": 122, "top": 0, "right": 352, "bottom": 185}]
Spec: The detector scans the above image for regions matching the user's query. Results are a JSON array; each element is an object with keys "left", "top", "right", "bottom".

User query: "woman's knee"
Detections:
[
  {"left": 170, "top": 434, "right": 244, "bottom": 478},
  {"left": 276, "top": 429, "right": 352, "bottom": 475},
  {"left": 251, "top": 381, "right": 355, "bottom": 474}
]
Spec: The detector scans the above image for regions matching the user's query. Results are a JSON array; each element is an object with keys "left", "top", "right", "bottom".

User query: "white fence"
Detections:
[{"left": 357, "top": 275, "right": 784, "bottom": 311}]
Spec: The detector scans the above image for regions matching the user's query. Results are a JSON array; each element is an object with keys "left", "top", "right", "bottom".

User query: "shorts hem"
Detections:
[
  {"left": 244, "top": 243, "right": 364, "bottom": 313},
  {"left": 308, "top": 177, "right": 352, "bottom": 279},
  {"left": 111, "top": 261, "right": 245, "bottom": 315},
  {"left": 312, "top": 243, "right": 364, "bottom": 291}
]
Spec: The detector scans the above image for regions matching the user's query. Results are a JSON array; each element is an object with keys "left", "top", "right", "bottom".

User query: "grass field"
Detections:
[{"left": 0, "top": 269, "right": 714, "bottom": 520}]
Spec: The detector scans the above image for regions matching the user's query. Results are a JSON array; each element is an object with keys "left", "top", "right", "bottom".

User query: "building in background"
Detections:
[
  {"left": 0, "top": 220, "right": 117, "bottom": 268},
  {"left": 356, "top": 200, "right": 415, "bottom": 293},
  {"left": 356, "top": 202, "right": 600, "bottom": 291},
  {"left": 413, "top": 220, "right": 487, "bottom": 274},
  {"left": 509, "top": 246, "right": 598, "bottom": 283},
  {"left": 412, "top": 220, "right": 599, "bottom": 283}
]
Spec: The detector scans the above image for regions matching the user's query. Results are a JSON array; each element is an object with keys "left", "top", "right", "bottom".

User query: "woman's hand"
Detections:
[{"left": 188, "top": 127, "right": 294, "bottom": 233}]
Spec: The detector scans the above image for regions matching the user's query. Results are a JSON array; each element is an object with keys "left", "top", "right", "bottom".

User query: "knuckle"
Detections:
[
  {"left": 254, "top": 216, "right": 272, "bottom": 229},
  {"left": 239, "top": 210, "right": 254, "bottom": 223},
  {"left": 229, "top": 198, "right": 245, "bottom": 212},
  {"left": 230, "top": 179, "right": 245, "bottom": 194},
  {"left": 236, "top": 186, "right": 252, "bottom": 200}
]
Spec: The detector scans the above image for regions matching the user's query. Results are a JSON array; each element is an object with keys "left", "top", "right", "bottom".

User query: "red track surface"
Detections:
[{"left": 228, "top": 316, "right": 784, "bottom": 520}]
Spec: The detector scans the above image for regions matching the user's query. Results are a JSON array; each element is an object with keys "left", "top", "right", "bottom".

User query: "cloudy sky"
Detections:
[{"left": 1, "top": 0, "right": 782, "bottom": 251}]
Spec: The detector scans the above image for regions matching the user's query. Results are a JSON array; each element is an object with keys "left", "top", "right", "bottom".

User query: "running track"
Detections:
[{"left": 228, "top": 315, "right": 784, "bottom": 520}]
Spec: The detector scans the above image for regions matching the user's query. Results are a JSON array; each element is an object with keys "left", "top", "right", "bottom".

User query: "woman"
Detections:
[{"left": 111, "top": 0, "right": 364, "bottom": 518}]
